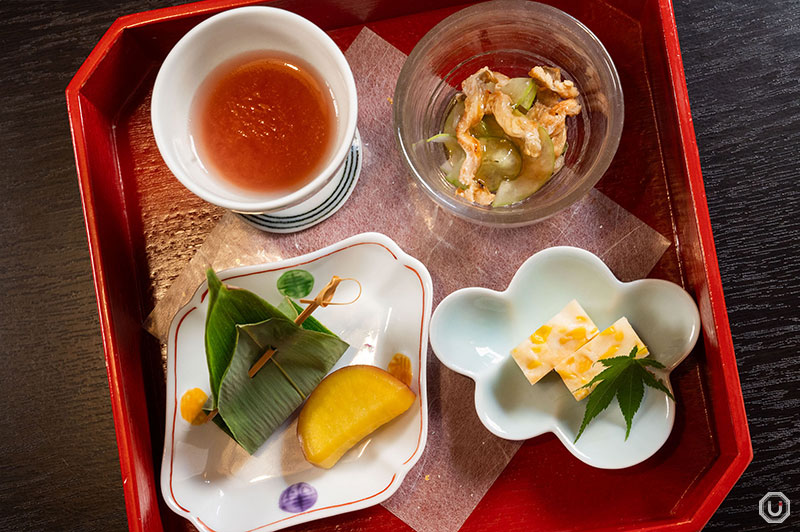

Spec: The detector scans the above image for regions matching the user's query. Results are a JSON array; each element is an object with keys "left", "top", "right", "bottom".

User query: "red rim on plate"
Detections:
[{"left": 165, "top": 237, "right": 429, "bottom": 530}]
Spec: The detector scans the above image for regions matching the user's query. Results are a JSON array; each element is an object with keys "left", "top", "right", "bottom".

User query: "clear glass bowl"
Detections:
[{"left": 393, "top": 0, "right": 623, "bottom": 226}]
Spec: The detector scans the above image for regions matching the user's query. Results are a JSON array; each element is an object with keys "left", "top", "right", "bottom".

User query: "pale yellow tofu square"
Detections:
[
  {"left": 555, "top": 317, "right": 648, "bottom": 400},
  {"left": 511, "top": 300, "right": 598, "bottom": 385}
]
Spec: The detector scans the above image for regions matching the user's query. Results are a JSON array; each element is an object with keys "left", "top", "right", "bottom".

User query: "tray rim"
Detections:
[
  {"left": 65, "top": 0, "right": 752, "bottom": 530},
  {"left": 651, "top": 1, "right": 753, "bottom": 524}
]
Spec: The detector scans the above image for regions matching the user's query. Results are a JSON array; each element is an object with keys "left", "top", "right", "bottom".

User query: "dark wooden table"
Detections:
[{"left": 1, "top": 0, "right": 797, "bottom": 530}]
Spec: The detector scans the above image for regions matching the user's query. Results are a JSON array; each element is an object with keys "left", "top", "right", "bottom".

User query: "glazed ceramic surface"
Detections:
[
  {"left": 430, "top": 246, "right": 700, "bottom": 469},
  {"left": 161, "top": 233, "right": 431, "bottom": 531},
  {"left": 151, "top": 6, "right": 358, "bottom": 213}
]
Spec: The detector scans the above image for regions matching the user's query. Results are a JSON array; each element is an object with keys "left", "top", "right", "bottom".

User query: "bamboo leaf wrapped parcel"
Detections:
[{"left": 203, "top": 269, "right": 349, "bottom": 454}]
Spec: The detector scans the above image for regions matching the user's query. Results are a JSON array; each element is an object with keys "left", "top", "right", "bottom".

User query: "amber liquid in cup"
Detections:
[{"left": 191, "top": 51, "right": 335, "bottom": 195}]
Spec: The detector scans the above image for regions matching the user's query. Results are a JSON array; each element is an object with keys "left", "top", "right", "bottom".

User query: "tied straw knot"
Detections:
[
  {"left": 297, "top": 276, "right": 361, "bottom": 312},
  {"left": 247, "top": 276, "right": 361, "bottom": 378}
]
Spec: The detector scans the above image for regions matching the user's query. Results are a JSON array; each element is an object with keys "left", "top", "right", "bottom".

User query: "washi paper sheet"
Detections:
[{"left": 146, "top": 28, "right": 670, "bottom": 532}]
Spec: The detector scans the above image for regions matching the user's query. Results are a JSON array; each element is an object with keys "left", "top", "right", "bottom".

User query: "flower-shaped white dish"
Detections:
[
  {"left": 161, "top": 233, "right": 431, "bottom": 532},
  {"left": 430, "top": 246, "right": 700, "bottom": 469}
]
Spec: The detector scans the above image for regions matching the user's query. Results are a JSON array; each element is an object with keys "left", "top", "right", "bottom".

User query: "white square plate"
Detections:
[{"left": 161, "top": 232, "right": 431, "bottom": 531}]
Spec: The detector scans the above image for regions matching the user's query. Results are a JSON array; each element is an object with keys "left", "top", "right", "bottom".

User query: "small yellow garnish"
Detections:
[
  {"left": 387, "top": 353, "right": 413, "bottom": 387},
  {"left": 556, "top": 368, "right": 577, "bottom": 381},
  {"left": 601, "top": 345, "right": 620, "bottom": 359},
  {"left": 526, "top": 358, "right": 542, "bottom": 370},
  {"left": 559, "top": 326, "right": 587, "bottom": 345},
  {"left": 180, "top": 388, "right": 209, "bottom": 425},
  {"left": 576, "top": 355, "right": 593, "bottom": 373},
  {"left": 574, "top": 388, "right": 590, "bottom": 401},
  {"left": 530, "top": 324, "right": 552, "bottom": 344}
]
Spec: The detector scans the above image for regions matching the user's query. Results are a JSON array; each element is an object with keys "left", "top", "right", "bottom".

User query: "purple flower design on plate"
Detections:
[{"left": 279, "top": 482, "right": 318, "bottom": 513}]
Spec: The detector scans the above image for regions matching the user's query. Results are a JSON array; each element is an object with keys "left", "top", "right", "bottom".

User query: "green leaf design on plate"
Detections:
[
  {"left": 218, "top": 316, "right": 349, "bottom": 454},
  {"left": 277, "top": 270, "right": 315, "bottom": 299}
]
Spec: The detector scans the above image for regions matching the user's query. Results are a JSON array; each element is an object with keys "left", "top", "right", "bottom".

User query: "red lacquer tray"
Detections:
[{"left": 66, "top": 0, "right": 751, "bottom": 531}]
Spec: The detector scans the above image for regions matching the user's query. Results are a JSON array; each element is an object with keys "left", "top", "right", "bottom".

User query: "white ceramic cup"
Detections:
[{"left": 151, "top": 6, "right": 358, "bottom": 214}]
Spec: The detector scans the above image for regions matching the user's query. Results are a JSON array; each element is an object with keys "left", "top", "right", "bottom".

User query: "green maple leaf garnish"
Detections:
[{"left": 574, "top": 346, "right": 675, "bottom": 443}]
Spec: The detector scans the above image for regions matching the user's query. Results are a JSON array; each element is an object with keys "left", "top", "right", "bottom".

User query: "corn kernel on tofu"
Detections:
[
  {"left": 510, "top": 300, "right": 599, "bottom": 385},
  {"left": 555, "top": 317, "right": 648, "bottom": 400}
]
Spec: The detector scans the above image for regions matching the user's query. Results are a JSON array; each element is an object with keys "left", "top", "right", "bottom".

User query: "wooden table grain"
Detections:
[{"left": 0, "top": 0, "right": 797, "bottom": 530}]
